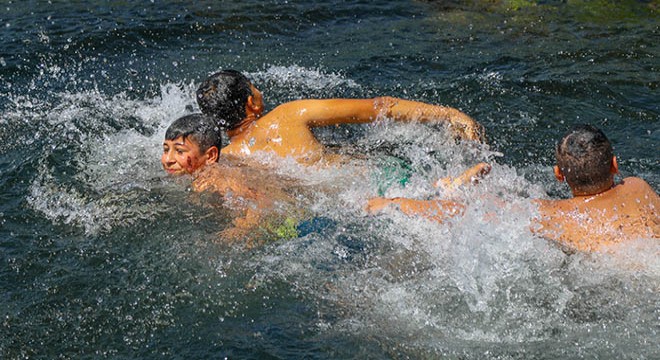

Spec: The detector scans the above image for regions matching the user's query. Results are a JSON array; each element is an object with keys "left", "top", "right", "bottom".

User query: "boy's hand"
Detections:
[
  {"left": 435, "top": 162, "right": 491, "bottom": 190},
  {"left": 366, "top": 197, "right": 393, "bottom": 214}
]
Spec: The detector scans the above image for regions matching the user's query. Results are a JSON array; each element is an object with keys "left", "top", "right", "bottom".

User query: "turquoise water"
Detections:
[{"left": 1, "top": 1, "right": 658, "bottom": 359}]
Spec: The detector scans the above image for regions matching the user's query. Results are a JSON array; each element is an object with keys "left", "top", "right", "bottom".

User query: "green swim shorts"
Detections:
[{"left": 371, "top": 155, "right": 412, "bottom": 196}]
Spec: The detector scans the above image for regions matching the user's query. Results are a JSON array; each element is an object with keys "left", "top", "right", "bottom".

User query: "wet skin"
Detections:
[
  {"left": 221, "top": 86, "right": 485, "bottom": 166},
  {"left": 161, "top": 136, "right": 217, "bottom": 175}
]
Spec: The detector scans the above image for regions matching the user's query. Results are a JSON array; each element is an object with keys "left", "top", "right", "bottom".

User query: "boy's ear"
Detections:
[
  {"left": 553, "top": 165, "right": 565, "bottom": 182},
  {"left": 610, "top": 156, "right": 619, "bottom": 174},
  {"left": 205, "top": 146, "right": 219, "bottom": 164},
  {"left": 246, "top": 95, "right": 263, "bottom": 114}
]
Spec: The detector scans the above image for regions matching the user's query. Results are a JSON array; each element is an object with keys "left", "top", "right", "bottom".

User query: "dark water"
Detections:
[{"left": 1, "top": 1, "right": 658, "bottom": 359}]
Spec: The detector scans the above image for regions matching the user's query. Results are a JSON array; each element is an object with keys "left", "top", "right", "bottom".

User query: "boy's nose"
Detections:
[{"left": 162, "top": 150, "right": 175, "bottom": 164}]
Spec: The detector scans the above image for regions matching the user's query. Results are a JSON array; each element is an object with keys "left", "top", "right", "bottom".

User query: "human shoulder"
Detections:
[
  {"left": 259, "top": 99, "right": 322, "bottom": 127},
  {"left": 268, "top": 99, "right": 339, "bottom": 113},
  {"left": 532, "top": 197, "right": 574, "bottom": 213},
  {"left": 617, "top": 177, "right": 659, "bottom": 201},
  {"left": 620, "top": 176, "right": 656, "bottom": 191},
  {"left": 264, "top": 98, "right": 378, "bottom": 128}
]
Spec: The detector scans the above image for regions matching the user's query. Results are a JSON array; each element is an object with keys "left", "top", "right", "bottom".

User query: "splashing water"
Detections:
[{"left": 2, "top": 5, "right": 658, "bottom": 352}]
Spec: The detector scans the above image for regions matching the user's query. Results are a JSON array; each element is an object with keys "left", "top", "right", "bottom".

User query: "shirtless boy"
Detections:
[
  {"left": 161, "top": 113, "right": 221, "bottom": 176},
  {"left": 367, "top": 125, "right": 659, "bottom": 252},
  {"left": 196, "top": 70, "right": 485, "bottom": 165},
  {"left": 161, "top": 113, "right": 306, "bottom": 242}
]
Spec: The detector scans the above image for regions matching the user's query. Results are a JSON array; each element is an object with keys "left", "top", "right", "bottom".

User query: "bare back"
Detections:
[
  {"left": 534, "top": 177, "right": 659, "bottom": 251},
  {"left": 220, "top": 97, "right": 483, "bottom": 165},
  {"left": 220, "top": 106, "right": 329, "bottom": 164}
]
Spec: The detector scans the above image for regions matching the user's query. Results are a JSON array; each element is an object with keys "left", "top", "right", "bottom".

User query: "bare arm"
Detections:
[
  {"left": 366, "top": 197, "right": 465, "bottom": 223},
  {"left": 435, "top": 162, "right": 492, "bottom": 190},
  {"left": 269, "top": 97, "right": 485, "bottom": 142}
]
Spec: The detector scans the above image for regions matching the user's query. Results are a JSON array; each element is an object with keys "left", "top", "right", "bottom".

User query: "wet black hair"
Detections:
[
  {"left": 165, "top": 113, "right": 222, "bottom": 157},
  {"left": 196, "top": 70, "right": 253, "bottom": 130},
  {"left": 556, "top": 124, "right": 614, "bottom": 193}
]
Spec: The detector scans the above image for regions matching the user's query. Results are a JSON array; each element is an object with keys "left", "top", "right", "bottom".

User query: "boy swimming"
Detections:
[
  {"left": 196, "top": 70, "right": 485, "bottom": 165},
  {"left": 366, "top": 125, "right": 659, "bottom": 252},
  {"left": 161, "top": 113, "right": 221, "bottom": 175},
  {"left": 162, "top": 113, "right": 309, "bottom": 244}
]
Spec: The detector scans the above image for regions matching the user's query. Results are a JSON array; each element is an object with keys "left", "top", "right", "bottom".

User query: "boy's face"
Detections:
[{"left": 161, "top": 136, "right": 212, "bottom": 175}]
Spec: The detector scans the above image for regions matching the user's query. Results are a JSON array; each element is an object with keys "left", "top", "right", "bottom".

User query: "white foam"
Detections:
[
  {"left": 252, "top": 146, "right": 660, "bottom": 351},
  {"left": 24, "top": 81, "right": 199, "bottom": 235},
  {"left": 250, "top": 64, "right": 360, "bottom": 92}
]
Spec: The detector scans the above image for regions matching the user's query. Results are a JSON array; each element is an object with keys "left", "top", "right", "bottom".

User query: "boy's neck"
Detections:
[
  {"left": 571, "top": 179, "right": 615, "bottom": 197},
  {"left": 227, "top": 114, "right": 259, "bottom": 138}
]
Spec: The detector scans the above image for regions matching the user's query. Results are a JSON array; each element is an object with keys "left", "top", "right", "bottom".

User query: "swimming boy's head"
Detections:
[
  {"left": 196, "top": 70, "right": 263, "bottom": 131},
  {"left": 162, "top": 114, "right": 221, "bottom": 175},
  {"left": 554, "top": 124, "right": 617, "bottom": 196}
]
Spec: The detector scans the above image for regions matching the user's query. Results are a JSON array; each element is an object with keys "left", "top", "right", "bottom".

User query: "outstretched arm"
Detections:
[
  {"left": 270, "top": 97, "right": 485, "bottom": 142},
  {"left": 366, "top": 197, "right": 465, "bottom": 223},
  {"left": 435, "top": 162, "right": 492, "bottom": 191},
  {"left": 365, "top": 162, "right": 491, "bottom": 222}
]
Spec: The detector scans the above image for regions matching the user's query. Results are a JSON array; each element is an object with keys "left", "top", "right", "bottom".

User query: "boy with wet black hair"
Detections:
[
  {"left": 552, "top": 124, "right": 615, "bottom": 196},
  {"left": 161, "top": 113, "right": 221, "bottom": 175},
  {"left": 196, "top": 69, "right": 253, "bottom": 130},
  {"left": 161, "top": 113, "right": 311, "bottom": 243},
  {"left": 196, "top": 69, "right": 486, "bottom": 165},
  {"left": 367, "top": 125, "right": 659, "bottom": 252},
  {"left": 534, "top": 124, "right": 659, "bottom": 250}
]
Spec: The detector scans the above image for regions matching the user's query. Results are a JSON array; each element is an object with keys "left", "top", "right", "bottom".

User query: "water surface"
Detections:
[{"left": 1, "top": 1, "right": 658, "bottom": 359}]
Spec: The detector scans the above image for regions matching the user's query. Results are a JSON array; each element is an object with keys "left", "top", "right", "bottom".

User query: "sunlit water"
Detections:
[{"left": 1, "top": 1, "right": 658, "bottom": 359}]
